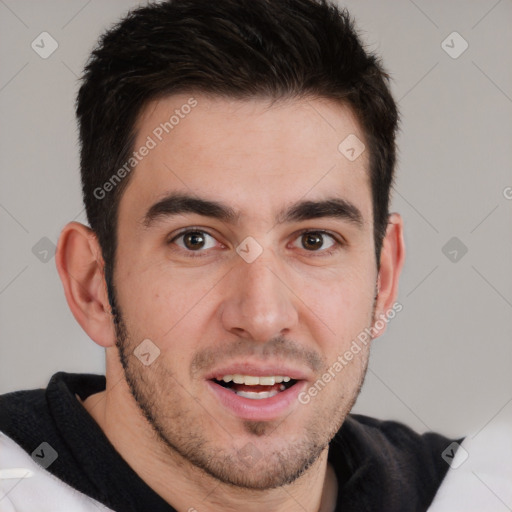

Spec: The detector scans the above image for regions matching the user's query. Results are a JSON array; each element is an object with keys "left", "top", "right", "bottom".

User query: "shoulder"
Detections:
[
  {"left": 329, "top": 413, "right": 464, "bottom": 512},
  {"left": 0, "top": 373, "right": 114, "bottom": 511},
  {"left": 0, "top": 371, "right": 106, "bottom": 456},
  {"left": 427, "top": 401, "right": 512, "bottom": 511},
  {"left": 345, "top": 413, "right": 461, "bottom": 459},
  {"left": 0, "top": 431, "right": 114, "bottom": 511},
  {"left": 0, "top": 384, "right": 52, "bottom": 452},
  {"left": 344, "top": 413, "right": 464, "bottom": 478}
]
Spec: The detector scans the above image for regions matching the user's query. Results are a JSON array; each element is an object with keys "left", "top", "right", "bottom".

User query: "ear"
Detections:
[
  {"left": 55, "top": 221, "right": 116, "bottom": 347},
  {"left": 371, "top": 212, "right": 405, "bottom": 339}
]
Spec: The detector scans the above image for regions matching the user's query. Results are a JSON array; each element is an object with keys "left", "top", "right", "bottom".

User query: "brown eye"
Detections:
[
  {"left": 302, "top": 232, "right": 324, "bottom": 250},
  {"left": 172, "top": 230, "right": 218, "bottom": 252},
  {"left": 291, "top": 230, "right": 338, "bottom": 254},
  {"left": 183, "top": 231, "right": 206, "bottom": 250}
]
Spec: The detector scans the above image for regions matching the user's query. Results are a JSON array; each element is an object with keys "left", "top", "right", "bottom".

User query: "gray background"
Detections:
[{"left": 0, "top": 0, "right": 511, "bottom": 440}]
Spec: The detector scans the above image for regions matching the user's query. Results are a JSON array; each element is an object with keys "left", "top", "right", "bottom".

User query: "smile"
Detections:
[
  {"left": 206, "top": 371, "right": 307, "bottom": 421},
  {"left": 213, "top": 374, "right": 297, "bottom": 399}
]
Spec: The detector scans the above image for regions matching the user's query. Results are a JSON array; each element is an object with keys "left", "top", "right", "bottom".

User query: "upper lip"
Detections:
[{"left": 204, "top": 362, "right": 311, "bottom": 382}]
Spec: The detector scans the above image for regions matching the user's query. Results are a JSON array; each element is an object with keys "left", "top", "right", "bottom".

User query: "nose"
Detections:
[{"left": 220, "top": 249, "right": 299, "bottom": 343}]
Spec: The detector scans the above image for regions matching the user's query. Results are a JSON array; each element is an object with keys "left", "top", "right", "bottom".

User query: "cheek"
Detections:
[
  {"left": 305, "top": 269, "right": 375, "bottom": 352},
  {"left": 115, "top": 261, "right": 221, "bottom": 341},
  {"left": 322, "top": 269, "right": 374, "bottom": 304}
]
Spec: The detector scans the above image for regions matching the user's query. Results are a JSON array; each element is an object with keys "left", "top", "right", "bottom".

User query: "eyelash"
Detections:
[{"left": 168, "top": 227, "right": 344, "bottom": 258}]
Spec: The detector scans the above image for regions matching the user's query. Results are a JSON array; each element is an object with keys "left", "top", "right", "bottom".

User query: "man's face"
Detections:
[{"left": 113, "top": 94, "right": 378, "bottom": 489}]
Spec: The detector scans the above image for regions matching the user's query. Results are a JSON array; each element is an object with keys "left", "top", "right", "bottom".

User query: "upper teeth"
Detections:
[{"left": 220, "top": 375, "right": 291, "bottom": 385}]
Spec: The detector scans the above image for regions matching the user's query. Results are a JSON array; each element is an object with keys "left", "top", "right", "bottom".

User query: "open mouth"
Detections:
[{"left": 211, "top": 375, "right": 298, "bottom": 400}]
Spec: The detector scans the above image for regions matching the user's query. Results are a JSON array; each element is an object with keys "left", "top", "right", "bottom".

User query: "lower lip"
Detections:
[{"left": 206, "top": 380, "right": 307, "bottom": 421}]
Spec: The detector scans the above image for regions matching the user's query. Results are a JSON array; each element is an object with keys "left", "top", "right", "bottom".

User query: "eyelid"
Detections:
[
  {"left": 168, "top": 226, "right": 219, "bottom": 242},
  {"left": 293, "top": 228, "right": 342, "bottom": 242}
]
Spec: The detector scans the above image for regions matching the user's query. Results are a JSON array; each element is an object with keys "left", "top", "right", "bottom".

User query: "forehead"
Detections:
[{"left": 120, "top": 93, "right": 372, "bottom": 226}]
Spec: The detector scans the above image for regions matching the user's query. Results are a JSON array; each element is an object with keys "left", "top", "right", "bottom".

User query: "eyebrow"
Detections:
[{"left": 142, "top": 192, "right": 364, "bottom": 229}]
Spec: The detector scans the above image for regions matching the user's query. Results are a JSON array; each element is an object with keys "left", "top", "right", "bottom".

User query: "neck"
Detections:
[{"left": 80, "top": 351, "right": 338, "bottom": 512}]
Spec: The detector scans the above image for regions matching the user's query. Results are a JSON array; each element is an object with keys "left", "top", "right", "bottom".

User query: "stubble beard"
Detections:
[{"left": 110, "top": 294, "right": 374, "bottom": 490}]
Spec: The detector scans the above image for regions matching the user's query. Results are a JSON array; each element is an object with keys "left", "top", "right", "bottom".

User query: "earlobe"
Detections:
[
  {"left": 372, "top": 213, "right": 405, "bottom": 338},
  {"left": 55, "top": 221, "right": 116, "bottom": 348}
]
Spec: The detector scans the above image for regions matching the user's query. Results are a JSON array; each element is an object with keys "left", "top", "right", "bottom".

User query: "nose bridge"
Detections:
[
  {"left": 242, "top": 251, "right": 280, "bottom": 310},
  {"left": 221, "top": 246, "right": 298, "bottom": 340}
]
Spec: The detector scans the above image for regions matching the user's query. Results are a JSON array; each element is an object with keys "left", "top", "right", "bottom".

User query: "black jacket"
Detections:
[{"left": 0, "top": 372, "right": 461, "bottom": 511}]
